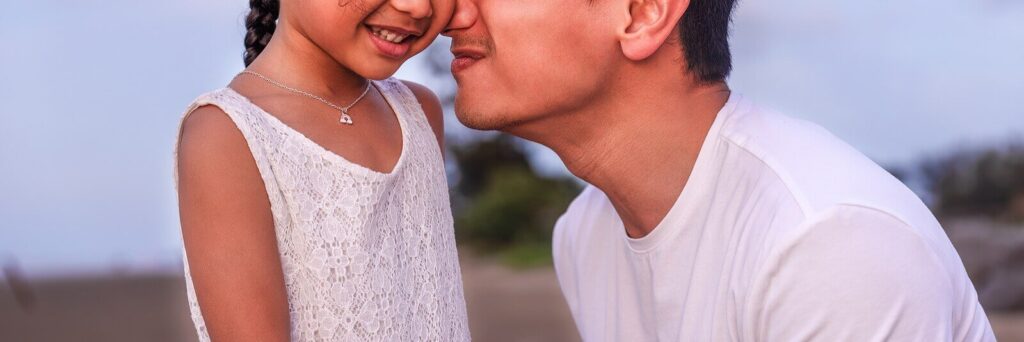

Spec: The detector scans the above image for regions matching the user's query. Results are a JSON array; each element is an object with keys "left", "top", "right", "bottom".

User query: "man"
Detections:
[{"left": 443, "top": 0, "right": 995, "bottom": 340}]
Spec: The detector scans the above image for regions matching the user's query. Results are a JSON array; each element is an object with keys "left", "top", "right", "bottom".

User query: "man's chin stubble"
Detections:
[
  {"left": 455, "top": 111, "right": 505, "bottom": 131},
  {"left": 454, "top": 102, "right": 516, "bottom": 131}
]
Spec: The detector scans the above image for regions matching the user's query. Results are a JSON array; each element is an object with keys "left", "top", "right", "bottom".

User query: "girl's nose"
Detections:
[
  {"left": 390, "top": 0, "right": 433, "bottom": 19},
  {"left": 443, "top": 0, "right": 477, "bottom": 33}
]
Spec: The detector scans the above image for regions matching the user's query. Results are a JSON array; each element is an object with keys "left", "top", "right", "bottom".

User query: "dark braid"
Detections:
[{"left": 243, "top": 0, "right": 280, "bottom": 66}]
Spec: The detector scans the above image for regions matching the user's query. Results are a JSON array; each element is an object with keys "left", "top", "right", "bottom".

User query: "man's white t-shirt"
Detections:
[{"left": 552, "top": 94, "right": 995, "bottom": 341}]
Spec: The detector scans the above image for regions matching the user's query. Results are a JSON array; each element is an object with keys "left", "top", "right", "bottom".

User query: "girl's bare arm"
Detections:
[{"left": 177, "top": 105, "right": 290, "bottom": 341}]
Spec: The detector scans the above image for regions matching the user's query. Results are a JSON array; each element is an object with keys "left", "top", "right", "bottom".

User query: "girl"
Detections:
[{"left": 174, "top": 0, "right": 468, "bottom": 340}]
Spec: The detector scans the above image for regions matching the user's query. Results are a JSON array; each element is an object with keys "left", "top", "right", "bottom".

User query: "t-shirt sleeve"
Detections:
[
  {"left": 552, "top": 186, "right": 604, "bottom": 325},
  {"left": 750, "top": 205, "right": 972, "bottom": 341},
  {"left": 552, "top": 202, "right": 579, "bottom": 312}
]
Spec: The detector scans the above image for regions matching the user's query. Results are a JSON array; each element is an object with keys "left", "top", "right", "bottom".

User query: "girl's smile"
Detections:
[{"left": 365, "top": 24, "right": 425, "bottom": 58}]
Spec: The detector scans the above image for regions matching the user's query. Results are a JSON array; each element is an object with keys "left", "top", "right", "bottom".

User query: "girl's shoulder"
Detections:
[
  {"left": 176, "top": 88, "right": 252, "bottom": 161},
  {"left": 178, "top": 86, "right": 273, "bottom": 137},
  {"left": 182, "top": 88, "right": 251, "bottom": 119},
  {"left": 174, "top": 87, "right": 272, "bottom": 175}
]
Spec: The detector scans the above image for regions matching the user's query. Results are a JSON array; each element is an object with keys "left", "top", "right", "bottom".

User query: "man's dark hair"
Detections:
[{"left": 678, "top": 0, "right": 737, "bottom": 84}]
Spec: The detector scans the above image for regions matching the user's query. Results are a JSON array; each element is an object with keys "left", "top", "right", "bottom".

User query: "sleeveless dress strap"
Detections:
[
  {"left": 373, "top": 79, "right": 445, "bottom": 163},
  {"left": 375, "top": 79, "right": 431, "bottom": 134}
]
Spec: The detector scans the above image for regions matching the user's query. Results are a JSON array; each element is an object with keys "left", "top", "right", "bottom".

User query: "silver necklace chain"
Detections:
[{"left": 239, "top": 70, "right": 372, "bottom": 125}]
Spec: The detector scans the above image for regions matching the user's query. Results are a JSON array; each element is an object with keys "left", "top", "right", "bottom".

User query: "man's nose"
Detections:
[
  {"left": 443, "top": 0, "right": 477, "bottom": 34},
  {"left": 390, "top": 0, "right": 433, "bottom": 19}
]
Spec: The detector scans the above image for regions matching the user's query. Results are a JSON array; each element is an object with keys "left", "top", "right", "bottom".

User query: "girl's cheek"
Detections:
[{"left": 337, "top": 0, "right": 384, "bottom": 17}]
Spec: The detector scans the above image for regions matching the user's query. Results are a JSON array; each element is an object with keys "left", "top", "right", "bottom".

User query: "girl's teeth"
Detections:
[{"left": 371, "top": 27, "right": 410, "bottom": 44}]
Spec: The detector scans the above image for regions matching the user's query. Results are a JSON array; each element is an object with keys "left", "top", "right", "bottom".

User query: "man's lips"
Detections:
[{"left": 450, "top": 47, "right": 486, "bottom": 74}]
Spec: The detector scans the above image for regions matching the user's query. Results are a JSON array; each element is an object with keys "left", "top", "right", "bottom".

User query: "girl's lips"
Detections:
[{"left": 368, "top": 28, "right": 412, "bottom": 59}]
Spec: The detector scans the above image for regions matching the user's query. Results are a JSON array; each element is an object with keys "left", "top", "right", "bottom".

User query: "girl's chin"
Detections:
[{"left": 354, "top": 62, "right": 403, "bottom": 81}]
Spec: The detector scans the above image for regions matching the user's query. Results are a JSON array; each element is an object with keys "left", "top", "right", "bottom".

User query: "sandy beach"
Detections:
[{"left": 1, "top": 255, "right": 1020, "bottom": 341}]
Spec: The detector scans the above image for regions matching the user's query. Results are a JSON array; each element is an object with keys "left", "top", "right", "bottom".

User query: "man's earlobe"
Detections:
[{"left": 617, "top": 0, "right": 688, "bottom": 61}]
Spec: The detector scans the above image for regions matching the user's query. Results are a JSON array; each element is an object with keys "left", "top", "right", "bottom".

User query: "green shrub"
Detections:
[{"left": 449, "top": 136, "right": 582, "bottom": 266}]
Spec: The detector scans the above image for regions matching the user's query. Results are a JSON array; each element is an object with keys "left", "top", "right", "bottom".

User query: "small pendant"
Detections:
[{"left": 339, "top": 110, "right": 354, "bottom": 125}]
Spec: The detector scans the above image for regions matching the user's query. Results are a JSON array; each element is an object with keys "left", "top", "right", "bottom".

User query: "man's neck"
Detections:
[{"left": 514, "top": 70, "right": 730, "bottom": 238}]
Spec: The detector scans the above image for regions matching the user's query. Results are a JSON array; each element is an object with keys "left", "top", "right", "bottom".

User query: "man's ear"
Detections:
[{"left": 616, "top": 0, "right": 689, "bottom": 61}]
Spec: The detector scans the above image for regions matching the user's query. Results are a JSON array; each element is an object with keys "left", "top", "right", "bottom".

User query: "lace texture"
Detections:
[{"left": 174, "top": 79, "right": 470, "bottom": 341}]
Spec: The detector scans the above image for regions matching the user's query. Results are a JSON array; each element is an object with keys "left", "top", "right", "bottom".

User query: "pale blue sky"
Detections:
[{"left": 1, "top": 0, "right": 1021, "bottom": 277}]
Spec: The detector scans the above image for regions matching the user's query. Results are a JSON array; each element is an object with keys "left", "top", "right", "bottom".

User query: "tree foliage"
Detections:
[
  {"left": 921, "top": 142, "right": 1024, "bottom": 222},
  {"left": 448, "top": 136, "right": 582, "bottom": 265}
]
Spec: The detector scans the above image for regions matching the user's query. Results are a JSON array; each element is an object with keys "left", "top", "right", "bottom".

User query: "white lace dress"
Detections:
[{"left": 173, "top": 78, "right": 470, "bottom": 341}]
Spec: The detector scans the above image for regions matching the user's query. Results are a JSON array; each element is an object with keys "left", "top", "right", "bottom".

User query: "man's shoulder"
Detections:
[
  {"left": 718, "top": 98, "right": 927, "bottom": 221},
  {"left": 770, "top": 204, "right": 945, "bottom": 264},
  {"left": 749, "top": 203, "right": 993, "bottom": 340}
]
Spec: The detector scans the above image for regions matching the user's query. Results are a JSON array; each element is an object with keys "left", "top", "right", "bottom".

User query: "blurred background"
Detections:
[{"left": 2, "top": 0, "right": 1023, "bottom": 340}]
